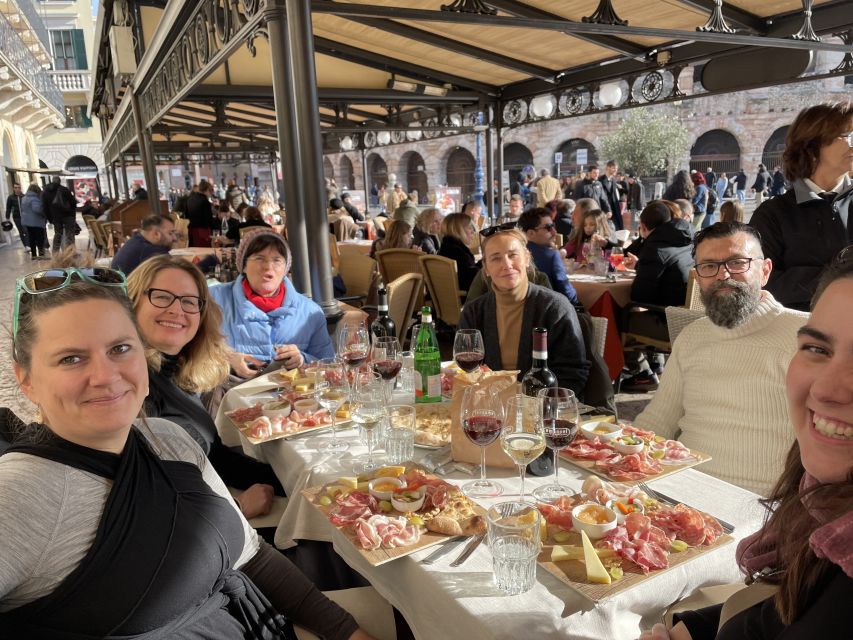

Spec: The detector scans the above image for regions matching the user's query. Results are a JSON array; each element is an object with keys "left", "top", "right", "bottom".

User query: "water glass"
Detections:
[
  {"left": 385, "top": 404, "right": 416, "bottom": 464},
  {"left": 398, "top": 351, "right": 415, "bottom": 402},
  {"left": 351, "top": 369, "right": 385, "bottom": 472},
  {"left": 487, "top": 501, "right": 541, "bottom": 595}
]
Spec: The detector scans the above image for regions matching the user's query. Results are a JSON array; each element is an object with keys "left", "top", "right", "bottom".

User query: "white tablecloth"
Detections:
[{"left": 214, "top": 376, "right": 766, "bottom": 640}]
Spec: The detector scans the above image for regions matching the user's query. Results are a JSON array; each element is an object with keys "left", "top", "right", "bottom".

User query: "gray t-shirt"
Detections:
[{"left": 0, "top": 418, "right": 258, "bottom": 612}]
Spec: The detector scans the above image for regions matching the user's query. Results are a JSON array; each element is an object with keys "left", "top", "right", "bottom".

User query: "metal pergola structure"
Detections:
[{"left": 90, "top": 0, "right": 853, "bottom": 316}]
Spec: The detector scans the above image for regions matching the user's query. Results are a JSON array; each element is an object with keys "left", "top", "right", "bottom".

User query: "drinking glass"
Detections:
[
  {"left": 609, "top": 246, "right": 624, "bottom": 271},
  {"left": 350, "top": 368, "right": 385, "bottom": 472},
  {"left": 532, "top": 388, "right": 579, "bottom": 504},
  {"left": 371, "top": 336, "right": 402, "bottom": 403},
  {"left": 316, "top": 359, "right": 350, "bottom": 453},
  {"left": 338, "top": 322, "right": 370, "bottom": 371},
  {"left": 385, "top": 404, "right": 416, "bottom": 465},
  {"left": 460, "top": 383, "right": 504, "bottom": 498},
  {"left": 501, "top": 395, "right": 546, "bottom": 501},
  {"left": 453, "top": 329, "right": 485, "bottom": 374},
  {"left": 487, "top": 501, "right": 541, "bottom": 595}
]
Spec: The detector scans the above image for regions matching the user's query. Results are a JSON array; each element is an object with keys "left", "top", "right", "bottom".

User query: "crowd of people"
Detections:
[{"left": 0, "top": 100, "right": 850, "bottom": 638}]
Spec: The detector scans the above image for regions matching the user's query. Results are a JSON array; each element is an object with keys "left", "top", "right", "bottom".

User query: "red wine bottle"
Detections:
[
  {"left": 370, "top": 282, "right": 396, "bottom": 341},
  {"left": 522, "top": 328, "right": 558, "bottom": 477}
]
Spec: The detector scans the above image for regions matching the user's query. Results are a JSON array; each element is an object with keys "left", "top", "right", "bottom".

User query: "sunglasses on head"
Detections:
[
  {"left": 13, "top": 267, "right": 127, "bottom": 339},
  {"left": 480, "top": 221, "right": 518, "bottom": 238}
]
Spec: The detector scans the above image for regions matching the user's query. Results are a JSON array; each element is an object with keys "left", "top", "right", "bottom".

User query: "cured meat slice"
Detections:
[
  {"left": 328, "top": 491, "right": 376, "bottom": 527},
  {"left": 227, "top": 403, "right": 264, "bottom": 424},
  {"left": 248, "top": 416, "right": 272, "bottom": 439},
  {"left": 648, "top": 504, "right": 709, "bottom": 546},
  {"left": 622, "top": 424, "right": 656, "bottom": 440},
  {"left": 564, "top": 438, "right": 619, "bottom": 461},
  {"left": 599, "top": 521, "right": 669, "bottom": 574},
  {"left": 648, "top": 439, "right": 700, "bottom": 465},
  {"left": 353, "top": 515, "right": 421, "bottom": 550},
  {"left": 595, "top": 452, "right": 663, "bottom": 480},
  {"left": 538, "top": 495, "right": 580, "bottom": 530}
]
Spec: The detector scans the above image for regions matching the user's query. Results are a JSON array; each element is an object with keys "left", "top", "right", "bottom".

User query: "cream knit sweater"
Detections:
[{"left": 634, "top": 292, "right": 808, "bottom": 496}]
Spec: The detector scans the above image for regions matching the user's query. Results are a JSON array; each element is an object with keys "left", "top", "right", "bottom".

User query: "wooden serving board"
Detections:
[
  {"left": 538, "top": 530, "right": 734, "bottom": 602},
  {"left": 560, "top": 442, "right": 711, "bottom": 484}
]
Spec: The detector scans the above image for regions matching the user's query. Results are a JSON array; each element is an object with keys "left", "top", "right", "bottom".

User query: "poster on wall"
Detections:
[
  {"left": 73, "top": 178, "right": 99, "bottom": 205},
  {"left": 345, "top": 190, "right": 367, "bottom": 215},
  {"left": 434, "top": 186, "right": 461, "bottom": 215}
]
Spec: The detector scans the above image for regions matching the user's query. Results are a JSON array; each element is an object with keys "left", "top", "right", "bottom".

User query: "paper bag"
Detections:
[{"left": 450, "top": 371, "right": 519, "bottom": 469}]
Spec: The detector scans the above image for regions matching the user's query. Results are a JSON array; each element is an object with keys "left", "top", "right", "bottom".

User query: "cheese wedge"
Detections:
[
  {"left": 337, "top": 477, "right": 359, "bottom": 490},
  {"left": 278, "top": 368, "right": 300, "bottom": 382},
  {"left": 551, "top": 544, "right": 617, "bottom": 563},
  {"left": 581, "top": 530, "right": 612, "bottom": 584}
]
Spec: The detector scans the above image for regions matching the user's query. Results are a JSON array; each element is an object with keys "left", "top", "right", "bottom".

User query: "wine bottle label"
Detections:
[
  {"left": 532, "top": 350, "right": 548, "bottom": 360},
  {"left": 378, "top": 304, "right": 388, "bottom": 312},
  {"left": 422, "top": 314, "right": 432, "bottom": 323}
]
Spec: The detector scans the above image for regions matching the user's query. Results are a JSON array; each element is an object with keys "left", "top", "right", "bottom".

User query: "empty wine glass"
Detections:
[
  {"left": 350, "top": 368, "right": 385, "bottom": 472},
  {"left": 460, "top": 383, "right": 504, "bottom": 498},
  {"left": 371, "top": 336, "right": 402, "bottom": 403},
  {"left": 338, "top": 322, "right": 370, "bottom": 371},
  {"left": 501, "top": 394, "right": 546, "bottom": 501},
  {"left": 316, "top": 359, "right": 350, "bottom": 453},
  {"left": 453, "top": 329, "right": 485, "bottom": 374},
  {"left": 532, "top": 388, "right": 579, "bottom": 504}
]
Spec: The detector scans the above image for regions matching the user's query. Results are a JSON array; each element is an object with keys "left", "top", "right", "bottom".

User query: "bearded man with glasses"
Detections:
[{"left": 633, "top": 222, "right": 810, "bottom": 496}]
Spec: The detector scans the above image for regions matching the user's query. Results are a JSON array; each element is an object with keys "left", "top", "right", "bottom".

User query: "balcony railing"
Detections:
[
  {"left": 0, "top": 10, "right": 63, "bottom": 116},
  {"left": 51, "top": 69, "right": 92, "bottom": 93},
  {"left": 3, "top": 0, "right": 51, "bottom": 57}
]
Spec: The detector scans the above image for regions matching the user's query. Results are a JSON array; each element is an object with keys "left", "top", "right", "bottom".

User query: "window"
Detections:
[
  {"left": 64, "top": 106, "right": 92, "bottom": 129},
  {"left": 50, "top": 30, "right": 88, "bottom": 71}
]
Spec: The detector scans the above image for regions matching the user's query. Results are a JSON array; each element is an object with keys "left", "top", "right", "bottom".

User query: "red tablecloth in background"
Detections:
[{"left": 588, "top": 291, "right": 624, "bottom": 380}]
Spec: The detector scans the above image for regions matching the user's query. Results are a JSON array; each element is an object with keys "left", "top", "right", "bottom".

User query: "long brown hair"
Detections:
[{"left": 126, "top": 256, "right": 230, "bottom": 393}]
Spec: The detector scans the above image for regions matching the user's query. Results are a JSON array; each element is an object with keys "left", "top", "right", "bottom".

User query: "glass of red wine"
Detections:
[
  {"left": 371, "top": 336, "right": 402, "bottom": 404},
  {"left": 338, "top": 322, "right": 370, "bottom": 372},
  {"left": 453, "top": 329, "right": 485, "bottom": 376},
  {"left": 460, "top": 383, "right": 504, "bottom": 498},
  {"left": 532, "top": 388, "right": 579, "bottom": 504}
]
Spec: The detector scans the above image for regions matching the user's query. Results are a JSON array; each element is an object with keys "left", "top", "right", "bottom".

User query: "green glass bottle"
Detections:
[{"left": 414, "top": 306, "right": 441, "bottom": 403}]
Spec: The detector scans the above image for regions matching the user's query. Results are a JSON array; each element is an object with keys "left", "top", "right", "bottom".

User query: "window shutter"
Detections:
[{"left": 72, "top": 29, "right": 88, "bottom": 71}]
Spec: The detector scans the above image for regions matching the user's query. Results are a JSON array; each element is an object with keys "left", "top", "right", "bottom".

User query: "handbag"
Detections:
[{"left": 1, "top": 221, "right": 13, "bottom": 231}]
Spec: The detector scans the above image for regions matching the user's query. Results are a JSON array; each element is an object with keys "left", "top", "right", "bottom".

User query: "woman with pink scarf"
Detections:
[{"left": 642, "top": 247, "right": 853, "bottom": 638}]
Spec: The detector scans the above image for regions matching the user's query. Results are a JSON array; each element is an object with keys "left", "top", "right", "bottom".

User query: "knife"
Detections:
[
  {"left": 420, "top": 536, "right": 466, "bottom": 565},
  {"left": 450, "top": 535, "right": 485, "bottom": 567},
  {"left": 646, "top": 487, "right": 736, "bottom": 534}
]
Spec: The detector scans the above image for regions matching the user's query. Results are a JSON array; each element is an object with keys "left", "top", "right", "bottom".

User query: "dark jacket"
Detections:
[
  {"left": 42, "top": 182, "right": 76, "bottom": 222},
  {"left": 573, "top": 178, "right": 611, "bottom": 213},
  {"left": 111, "top": 232, "right": 170, "bottom": 274},
  {"left": 770, "top": 170, "right": 786, "bottom": 196},
  {"left": 599, "top": 175, "right": 623, "bottom": 230},
  {"left": 554, "top": 211, "right": 573, "bottom": 237},
  {"left": 752, "top": 170, "right": 771, "bottom": 193},
  {"left": 627, "top": 180, "right": 646, "bottom": 211},
  {"left": 185, "top": 192, "right": 215, "bottom": 230},
  {"left": 749, "top": 178, "right": 852, "bottom": 311},
  {"left": 412, "top": 227, "right": 439, "bottom": 254},
  {"left": 343, "top": 201, "right": 364, "bottom": 222},
  {"left": 631, "top": 217, "right": 694, "bottom": 306},
  {"left": 527, "top": 241, "right": 579, "bottom": 305},
  {"left": 735, "top": 171, "right": 748, "bottom": 190},
  {"left": 5, "top": 193, "right": 22, "bottom": 220},
  {"left": 438, "top": 235, "right": 479, "bottom": 292},
  {"left": 458, "top": 283, "right": 589, "bottom": 397}
]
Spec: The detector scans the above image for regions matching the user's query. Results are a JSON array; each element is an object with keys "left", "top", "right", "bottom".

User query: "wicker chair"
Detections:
[
  {"left": 336, "top": 251, "right": 376, "bottom": 307},
  {"left": 174, "top": 217, "right": 189, "bottom": 248},
  {"left": 665, "top": 306, "right": 706, "bottom": 344},
  {"left": 375, "top": 248, "right": 424, "bottom": 310},
  {"left": 419, "top": 254, "right": 464, "bottom": 328},
  {"left": 386, "top": 272, "right": 423, "bottom": 347},
  {"left": 86, "top": 219, "right": 109, "bottom": 258}
]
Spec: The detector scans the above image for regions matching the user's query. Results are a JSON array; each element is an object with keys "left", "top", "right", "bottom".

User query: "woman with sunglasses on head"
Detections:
[
  {"left": 750, "top": 101, "right": 853, "bottom": 311},
  {"left": 0, "top": 267, "right": 371, "bottom": 639},
  {"left": 641, "top": 249, "right": 853, "bottom": 640},
  {"left": 438, "top": 212, "right": 480, "bottom": 292},
  {"left": 209, "top": 229, "right": 335, "bottom": 378},
  {"left": 126, "top": 256, "right": 281, "bottom": 521},
  {"left": 458, "top": 226, "right": 589, "bottom": 396}
]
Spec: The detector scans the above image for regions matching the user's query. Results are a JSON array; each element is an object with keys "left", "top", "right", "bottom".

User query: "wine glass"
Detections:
[
  {"left": 609, "top": 246, "right": 624, "bottom": 271},
  {"left": 532, "top": 388, "right": 579, "bottom": 504},
  {"left": 350, "top": 368, "right": 385, "bottom": 472},
  {"left": 453, "top": 329, "right": 485, "bottom": 375},
  {"left": 501, "top": 394, "right": 546, "bottom": 501},
  {"left": 460, "top": 383, "right": 504, "bottom": 498},
  {"left": 371, "top": 336, "right": 402, "bottom": 403},
  {"left": 338, "top": 322, "right": 370, "bottom": 371},
  {"left": 316, "top": 359, "right": 350, "bottom": 453}
]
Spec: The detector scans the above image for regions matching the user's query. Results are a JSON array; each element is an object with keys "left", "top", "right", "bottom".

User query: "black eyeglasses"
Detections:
[
  {"left": 146, "top": 288, "right": 205, "bottom": 313},
  {"left": 694, "top": 258, "right": 760, "bottom": 278},
  {"left": 480, "top": 221, "right": 518, "bottom": 238},
  {"left": 536, "top": 223, "right": 556, "bottom": 231}
]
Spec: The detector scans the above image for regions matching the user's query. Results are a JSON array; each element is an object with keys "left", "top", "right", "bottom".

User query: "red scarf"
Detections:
[
  {"left": 241, "top": 277, "right": 285, "bottom": 313},
  {"left": 737, "top": 473, "right": 853, "bottom": 579}
]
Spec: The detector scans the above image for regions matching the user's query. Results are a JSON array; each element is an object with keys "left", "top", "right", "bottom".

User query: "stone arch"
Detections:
[
  {"left": 323, "top": 157, "right": 335, "bottom": 183},
  {"left": 762, "top": 126, "right": 789, "bottom": 172},
  {"left": 401, "top": 150, "right": 429, "bottom": 204},
  {"left": 446, "top": 146, "right": 475, "bottom": 200},
  {"left": 338, "top": 154, "right": 354, "bottom": 189},
  {"left": 2, "top": 130, "right": 17, "bottom": 200},
  {"left": 689, "top": 129, "right": 741, "bottom": 175},
  {"left": 554, "top": 138, "right": 598, "bottom": 176},
  {"left": 366, "top": 152, "right": 388, "bottom": 191},
  {"left": 503, "top": 142, "right": 533, "bottom": 183}
]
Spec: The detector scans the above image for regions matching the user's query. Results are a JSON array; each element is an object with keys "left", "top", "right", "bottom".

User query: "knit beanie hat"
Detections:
[{"left": 236, "top": 228, "right": 292, "bottom": 274}]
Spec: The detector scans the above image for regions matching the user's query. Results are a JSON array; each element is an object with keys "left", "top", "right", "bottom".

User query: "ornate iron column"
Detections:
[
  {"left": 495, "top": 103, "right": 504, "bottom": 217},
  {"left": 130, "top": 89, "right": 160, "bottom": 214},
  {"left": 119, "top": 156, "right": 130, "bottom": 200},
  {"left": 473, "top": 109, "right": 485, "bottom": 209},
  {"left": 265, "top": 1, "right": 311, "bottom": 296},
  {"left": 485, "top": 113, "right": 494, "bottom": 223}
]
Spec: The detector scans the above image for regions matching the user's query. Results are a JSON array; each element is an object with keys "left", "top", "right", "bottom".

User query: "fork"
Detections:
[{"left": 638, "top": 481, "right": 735, "bottom": 534}]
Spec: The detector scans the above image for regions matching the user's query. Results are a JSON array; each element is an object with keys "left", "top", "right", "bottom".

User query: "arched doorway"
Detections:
[
  {"left": 762, "top": 126, "right": 789, "bottom": 172},
  {"left": 323, "top": 157, "right": 335, "bottom": 183},
  {"left": 446, "top": 147, "right": 475, "bottom": 200},
  {"left": 2, "top": 132, "right": 16, "bottom": 202},
  {"left": 690, "top": 130, "right": 741, "bottom": 175},
  {"left": 405, "top": 152, "right": 429, "bottom": 204},
  {"left": 555, "top": 138, "right": 598, "bottom": 176},
  {"left": 503, "top": 142, "right": 533, "bottom": 184},
  {"left": 367, "top": 153, "right": 388, "bottom": 192},
  {"left": 338, "top": 155, "right": 355, "bottom": 189}
]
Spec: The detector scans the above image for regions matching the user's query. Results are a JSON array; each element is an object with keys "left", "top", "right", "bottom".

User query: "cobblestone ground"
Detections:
[{"left": 0, "top": 222, "right": 92, "bottom": 421}]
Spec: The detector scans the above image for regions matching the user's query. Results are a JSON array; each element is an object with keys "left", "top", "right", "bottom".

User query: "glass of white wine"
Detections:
[
  {"left": 350, "top": 368, "right": 385, "bottom": 472},
  {"left": 501, "top": 394, "right": 546, "bottom": 501},
  {"left": 316, "top": 358, "right": 350, "bottom": 453}
]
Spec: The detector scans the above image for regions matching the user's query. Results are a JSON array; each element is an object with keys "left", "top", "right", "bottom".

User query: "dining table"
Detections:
[{"left": 214, "top": 374, "right": 766, "bottom": 640}]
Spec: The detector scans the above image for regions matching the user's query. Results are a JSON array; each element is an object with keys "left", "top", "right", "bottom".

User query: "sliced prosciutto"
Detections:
[
  {"left": 328, "top": 491, "right": 376, "bottom": 527},
  {"left": 226, "top": 403, "right": 264, "bottom": 424},
  {"left": 564, "top": 438, "right": 618, "bottom": 461},
  {"left": 647, "top": 439, "right": 700, "bottom": 465},
  {"left": 537, "top": 495, "right": 580, "bottom": 530},
  {"left": 649, "top": 504, "right": 722, "bottom": 546},
  {"left": 595, "top": 452, "right": 663, "bottom": 481},
  {"left": 353, "top": 515, "right": 421, "bottom": 550},
  {"left": 598, "top": 512, "right": 670, "bottom": 573}
]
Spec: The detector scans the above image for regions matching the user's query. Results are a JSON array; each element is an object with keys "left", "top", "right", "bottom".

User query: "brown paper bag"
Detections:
[{"left": 450, "top": 371, "right": 519, "bottom": 469}]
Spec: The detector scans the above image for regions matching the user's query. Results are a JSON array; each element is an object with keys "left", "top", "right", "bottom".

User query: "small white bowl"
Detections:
[
  {"left": 611, "top": 434, "right": 644, "bottom": 454},
  {"left": 390, "top": 488, "right": 426, "bottom": 513},
  {"left": 263, "top": 399, "right": 291, "bottom": 421},
  {"left": 571, "top": 502, "right": 617, "bottom": 540},
  {"left": 368, "top": 477, "right": 406, "bottom": 501},
  {"left": 293, "top": 398, "right": 319, "bottom": 414},
  {"left": 605, "top": 498, "right": 645, "bottom": 524},
  {"left": 580, "top": 421, "right": 623, "bottom": 443}
]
